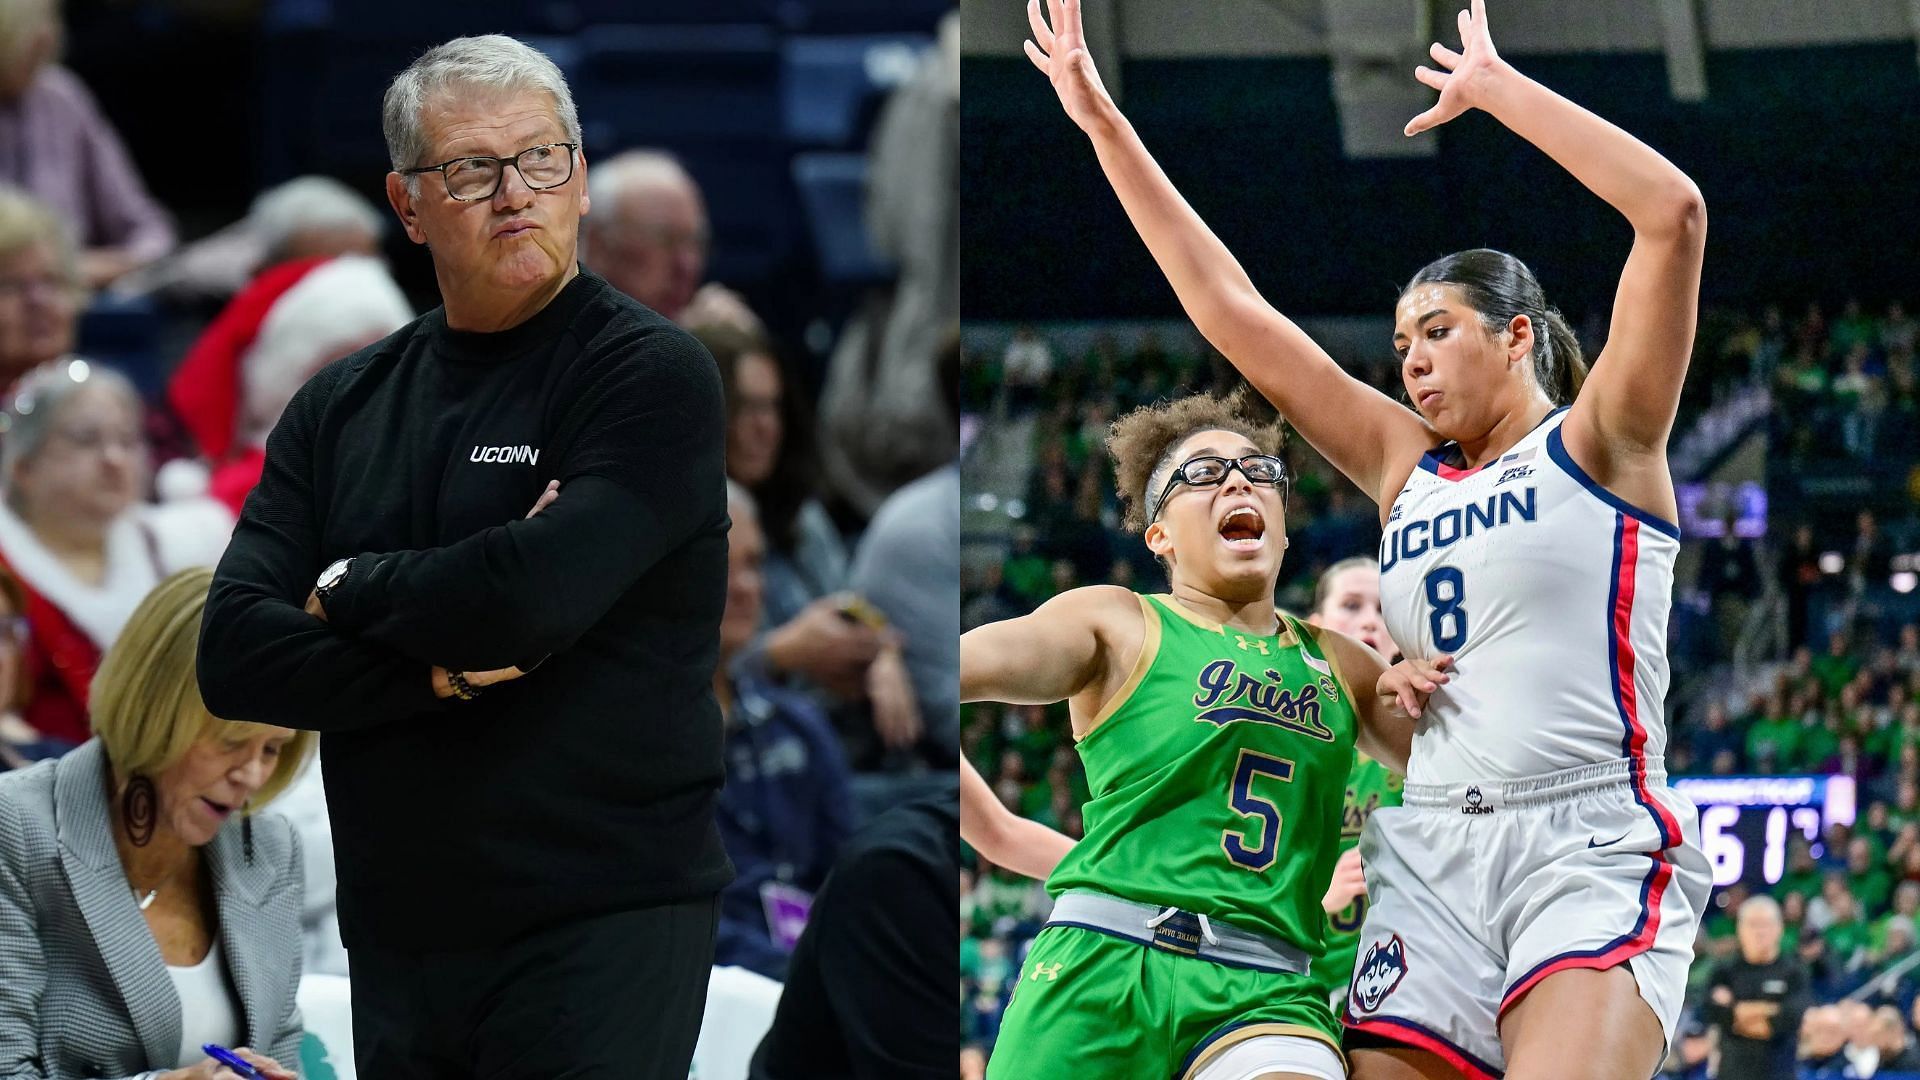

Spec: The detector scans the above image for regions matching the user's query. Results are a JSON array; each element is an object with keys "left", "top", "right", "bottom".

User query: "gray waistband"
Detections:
[
  {"left": 1401, "top": 756, "right": 1667, "bottom": 812},
  {"left": 1046, "top": 889, "right": 1312, "bottom": 976}
]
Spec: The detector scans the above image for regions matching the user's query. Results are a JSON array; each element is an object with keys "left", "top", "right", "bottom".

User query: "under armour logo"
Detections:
[
  {"left": 1030, "top": 962, "right": 1063, "bottom": 981},
  {"left": 1234, "top": 636, "right": 1270, "bottom": 655}
]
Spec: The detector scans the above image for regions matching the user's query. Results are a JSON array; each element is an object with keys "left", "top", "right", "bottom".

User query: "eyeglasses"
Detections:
[
  {"left": 1147, "top": 455, "right": 1288, "bottom": 525},
  {"left": 402, "top": 142, "right": 579, "bottom": 202},
  {"left": 49, "top": 426, "right": 145, "bottom": 457},
  {"left": 0, "top": 275, "right": 77, "bottom": 303}
]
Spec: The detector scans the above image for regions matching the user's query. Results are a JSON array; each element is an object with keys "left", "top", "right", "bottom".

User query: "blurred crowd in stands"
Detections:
[
  {"left": 0, "top": 0, "right": 955, "bottom": 1019},
  {"left": 959, "top": 298, "right": 1920, "bottom": 1075}
]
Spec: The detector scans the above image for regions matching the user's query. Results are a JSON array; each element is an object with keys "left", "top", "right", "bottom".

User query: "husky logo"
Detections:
[
  {"left": 1462, "top": 786, "right": 1495, "bottom": 815},
  {"left": 1350, "top": 935, "right": 1409, "bottom": 1015}
]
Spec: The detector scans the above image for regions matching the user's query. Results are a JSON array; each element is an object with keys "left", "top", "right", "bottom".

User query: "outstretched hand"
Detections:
[
  {"left": 1377, "top": 654, "right": 1454, "bottom": 720},
  {"left": 1406, "top": 0, "right": 1506, "bottom": 136},
  {"left": 1024, "top": 0, "right": 1117, "bottom": 135}
]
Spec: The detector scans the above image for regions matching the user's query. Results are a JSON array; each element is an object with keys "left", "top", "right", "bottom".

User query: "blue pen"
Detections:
[{"left": 202, "top": 1044, "right": 266, "bottom": 1079}]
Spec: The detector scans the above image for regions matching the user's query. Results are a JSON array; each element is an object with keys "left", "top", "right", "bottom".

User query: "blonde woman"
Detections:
[
  {"left": 0, "top": 567, "right": 309, "bottom": 1079},
  {"left": 0, "top": 187, "right": 84, "bottom": 391}
]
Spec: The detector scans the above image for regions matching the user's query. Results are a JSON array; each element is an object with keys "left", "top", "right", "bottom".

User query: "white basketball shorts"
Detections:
[{"left": 1342, "top": 758, "right": 1710, "bottom": 1078}]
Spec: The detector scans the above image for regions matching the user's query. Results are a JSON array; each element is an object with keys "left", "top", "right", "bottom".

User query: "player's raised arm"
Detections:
[
  {"left": 1024, "top": 0, "right": 1431, "bottom": 506},
  {"left": 1409, "top": 1, "right": 1705, "bottom": 502},
  {"left": 961, "top": 584, "right": 1134, "bottom": 708}
]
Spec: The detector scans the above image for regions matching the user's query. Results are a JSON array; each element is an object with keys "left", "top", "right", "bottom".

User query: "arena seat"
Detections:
[
  {"left": 295, "top": 973, "right": 356, "bottom": 1080},
  {"left": 289, "top": 967, "right": 781, "bottom": 1079},
  {"left": 570, "top": 24, "right": 782, "bottom": 145},
  {"left": 692, "top": 965, "right": 785, "bottom": 1080},
  {"left": 791, "top": 0, "right": 949, "bottom": 34},
  {"left": 538, "top": 0, "right": 779, "bottom": 31},
  {"left": 791, "top": 151, "right": 892, "bottom": 286},
  {"left": 74, "top": 295, "right": 164, "bottom": 398},
  {"left": 781, "top": 34, "right": 929, "bottom": 149}
]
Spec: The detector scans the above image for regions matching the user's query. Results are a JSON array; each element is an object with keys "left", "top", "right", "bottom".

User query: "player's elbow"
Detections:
[
  {"left": 1198, "top": 289, "right": 1272, "bottom": 357},
  {"left": 1645, "top": 181, "right": 1706, "bottom": 243}
]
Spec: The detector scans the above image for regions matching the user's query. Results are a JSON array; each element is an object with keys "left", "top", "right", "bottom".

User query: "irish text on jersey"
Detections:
[{"left": 1191, "top": 660, "right": 1335, "bottom": 741}]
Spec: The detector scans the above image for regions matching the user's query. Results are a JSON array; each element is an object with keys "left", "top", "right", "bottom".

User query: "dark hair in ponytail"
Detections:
[{"left": 1404, "top": 248, "right": 1588, "bottom": 405}]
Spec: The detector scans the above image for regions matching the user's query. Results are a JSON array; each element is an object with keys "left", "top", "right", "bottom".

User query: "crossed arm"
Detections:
[{"left": 198, "top": 331, "right": 725, "bottom": 733}]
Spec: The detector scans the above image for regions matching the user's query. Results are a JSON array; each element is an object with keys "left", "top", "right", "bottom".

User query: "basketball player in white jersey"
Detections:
[{"left": 1023, "top": 2, "right": 1710, "bottom": 1077}]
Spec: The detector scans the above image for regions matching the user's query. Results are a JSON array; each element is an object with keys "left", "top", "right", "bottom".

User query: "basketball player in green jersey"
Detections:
[
  {"left": 1305, "top": 558, "right": 1409, "bottom": 1014},
  {"left": 963, "top": 393, "right": 1448, "bottom": 1080}
]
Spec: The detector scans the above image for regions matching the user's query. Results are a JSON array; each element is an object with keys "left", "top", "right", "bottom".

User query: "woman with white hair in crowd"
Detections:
[
  {"left": 0, "top": 362, "right": 232, "bottom": 748},
  {"left": 0, "top": 0, "right": 174, "bottom": 287}
]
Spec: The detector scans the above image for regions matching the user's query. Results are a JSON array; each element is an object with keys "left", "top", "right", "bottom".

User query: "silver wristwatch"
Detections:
[{"left": 315, "top": 557, "right": 352, "bottom": 604}]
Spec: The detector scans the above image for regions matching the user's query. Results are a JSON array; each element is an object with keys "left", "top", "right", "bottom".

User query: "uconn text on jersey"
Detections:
[{"left": 1379, "top": 487, "right": 1538, "bottom": 574}]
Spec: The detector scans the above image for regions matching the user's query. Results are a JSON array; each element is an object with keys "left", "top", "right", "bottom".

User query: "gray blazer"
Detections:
[{"left": 0, "top": 740, "right": 304, "bottom": 1079}]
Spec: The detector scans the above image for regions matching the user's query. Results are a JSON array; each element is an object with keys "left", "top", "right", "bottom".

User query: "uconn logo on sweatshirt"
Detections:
[{"left": 470, "top": 444, "right": 541, "bottom": 466}]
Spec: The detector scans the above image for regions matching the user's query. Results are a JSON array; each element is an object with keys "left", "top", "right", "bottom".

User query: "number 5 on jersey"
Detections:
[
  {"left": 1222, "top": 750, "right": 1295, "bottom": 871},
  {"left": 1424, "top": 566, "right": 1468, "bottom": 651}
]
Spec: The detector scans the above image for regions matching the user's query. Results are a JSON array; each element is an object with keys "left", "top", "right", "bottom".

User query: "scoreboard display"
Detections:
[{"left": 1671, "top": 775, "right": 1857, "bottom": 889}]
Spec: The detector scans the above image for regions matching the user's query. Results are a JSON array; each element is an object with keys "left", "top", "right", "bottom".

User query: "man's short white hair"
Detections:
[
  {"left": 249, "top": 176, "right": 385, "bottom": 260},
  {"left": 584, "top": 150, "right": 698, "bottom": 232},
  {"left": 1738, "top": 894, "right": 1783, "bottom": 922},
  {"left": 382, "top": 35, "right": 581, "bottom": 188}
]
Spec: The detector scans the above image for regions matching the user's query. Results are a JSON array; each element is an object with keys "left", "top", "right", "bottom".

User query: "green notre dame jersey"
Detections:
[
  {"left": 1309, "top": 750, "right": 1404, "bottom": 1004},
  {"left": 1046, "top": 593, "right": 1361, "bottom": 956}
]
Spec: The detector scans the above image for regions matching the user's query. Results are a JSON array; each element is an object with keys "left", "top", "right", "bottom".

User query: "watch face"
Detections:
[{"left": 318, "top": 558, "right": 350, "bottom": 592}]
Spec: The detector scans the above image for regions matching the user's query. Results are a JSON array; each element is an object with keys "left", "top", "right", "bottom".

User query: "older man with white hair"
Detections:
[
  {"left": 198, "top": 34, "right": 730, "bottom": 1078},
  {"left": 583, "top": 148, "right": 760, "bottom": 330},
  {"left": 1703, "top": 894, "right": 1811, "bottom": 1080}
]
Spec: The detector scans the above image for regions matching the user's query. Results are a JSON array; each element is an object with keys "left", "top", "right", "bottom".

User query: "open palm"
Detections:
[
  {"left": 1407, "top": 0, "right": 1503, "bottom": 136},
  {"left": 1024, "top": 0, "right": 1115, "bottom": 134}
]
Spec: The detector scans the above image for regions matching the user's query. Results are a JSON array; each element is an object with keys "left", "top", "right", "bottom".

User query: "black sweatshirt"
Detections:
[
  {"left": 1701, "top": 952, "right": 1810, "bottom": 1080},
  {"left": 199, "top": 269, "right": 733, "bottom": 949}
]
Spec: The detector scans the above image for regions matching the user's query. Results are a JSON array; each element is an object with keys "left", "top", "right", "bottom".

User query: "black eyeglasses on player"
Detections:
[{"left": 1146, "top": 455, "right": 1289, "bottom": 525}]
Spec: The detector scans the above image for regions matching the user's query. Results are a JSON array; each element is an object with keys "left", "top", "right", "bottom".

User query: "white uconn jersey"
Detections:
[{"left": 1378, "top": 406, "right": 1679, "bottom": 786}]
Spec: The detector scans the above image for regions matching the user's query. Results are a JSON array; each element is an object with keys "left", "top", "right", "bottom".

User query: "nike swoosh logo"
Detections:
[{"left": 1588, "top": 831, "right": 1630, "bottom": 849}]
